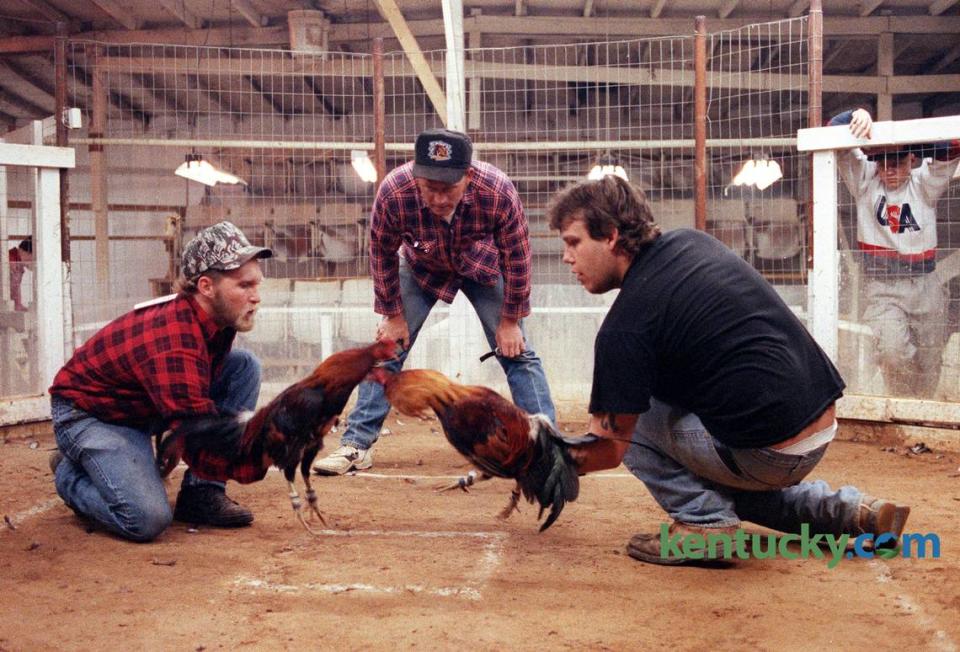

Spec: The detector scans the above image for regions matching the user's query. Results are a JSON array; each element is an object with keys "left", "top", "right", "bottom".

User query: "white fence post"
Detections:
[
  {"left": 0, "top": 138, "right": 75, "bottom": 425},
  {"left": 808, "top": 149, "right": 838, "bottom": 362}
]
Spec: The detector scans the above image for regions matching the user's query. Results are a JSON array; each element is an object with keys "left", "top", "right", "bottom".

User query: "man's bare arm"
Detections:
[{"left": 568, "top": 413, "right": 639, "bottom": 473}]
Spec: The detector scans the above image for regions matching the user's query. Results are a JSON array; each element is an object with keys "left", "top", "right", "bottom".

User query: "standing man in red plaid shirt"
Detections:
[
  {"left": 49, "top": 221, "right": 272, "bottom": 541},
  {"left": 314, "top": 128, "right": 556, "bottom": 475}
]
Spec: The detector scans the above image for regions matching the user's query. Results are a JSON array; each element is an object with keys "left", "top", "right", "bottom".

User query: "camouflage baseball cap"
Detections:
[{"left": 181, "top": 221, "right": 272, "bottom": 280}]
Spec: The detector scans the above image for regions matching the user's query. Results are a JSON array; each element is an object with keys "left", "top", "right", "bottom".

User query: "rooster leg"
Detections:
[
  {"left": 435, "top": 469, "right": 489, "bottom": 493},
  {"left": 288, "top": 481, "right": 320, "bottom": 536},
  {"left": 301, "top": 472, "right": 328, "bottom": 527},
  {"left": 300, "top": 444, "right": 328, "bottom": 527},
  {"left": 497, "top": 483, "right": 523, "bottom": 520}
]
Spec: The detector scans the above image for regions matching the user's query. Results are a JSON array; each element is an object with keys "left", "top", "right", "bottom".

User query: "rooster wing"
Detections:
[{"left": 434, "top": 389, "right": 535, "bottom": 479}]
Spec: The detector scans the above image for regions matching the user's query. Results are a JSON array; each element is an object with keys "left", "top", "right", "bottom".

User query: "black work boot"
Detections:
[{"left": 174, "top": 484, "right": 253, "bottom": 527}]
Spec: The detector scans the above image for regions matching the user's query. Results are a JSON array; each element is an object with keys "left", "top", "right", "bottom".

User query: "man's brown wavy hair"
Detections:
[{"left": 546, "top": 175, "right": 660, "bottom": 256}]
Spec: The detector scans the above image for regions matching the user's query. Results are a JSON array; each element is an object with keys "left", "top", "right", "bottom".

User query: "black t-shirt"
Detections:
[{"left": 589, "top": 228, "right": 844, "bottom": 448}]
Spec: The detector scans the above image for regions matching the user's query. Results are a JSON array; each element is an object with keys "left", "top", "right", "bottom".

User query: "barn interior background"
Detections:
[{"left": 1, "top": 0, "right": 958, "bottom": 430}]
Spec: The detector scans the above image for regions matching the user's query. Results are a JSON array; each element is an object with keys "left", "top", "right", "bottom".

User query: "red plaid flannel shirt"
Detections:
[
  {"left": 370, "top": 160, "right": 532, "bottom": 320},
  {"left": 49, "top": 294, "right": 265, "bottom": 483}
]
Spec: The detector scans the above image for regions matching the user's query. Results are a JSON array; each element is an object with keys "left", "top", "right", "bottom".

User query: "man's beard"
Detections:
[{"left": 211, "top": 291, "right": 255, "bottom": 332}]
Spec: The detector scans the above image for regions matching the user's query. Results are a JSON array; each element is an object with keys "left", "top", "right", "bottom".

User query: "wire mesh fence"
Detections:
[
  {"left": 0, "top": 165, "right": 39, "bottom": 398},
  {"left": 833, "top": 131, "right": 960, "bottom": 401},
  {"left": 53, "top": 16, "right": 958, "bottom": 406}
]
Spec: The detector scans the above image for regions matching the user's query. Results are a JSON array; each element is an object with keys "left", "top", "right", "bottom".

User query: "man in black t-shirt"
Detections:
[{"left": 546, "top": 175, "right": 911, "bottom": 565}]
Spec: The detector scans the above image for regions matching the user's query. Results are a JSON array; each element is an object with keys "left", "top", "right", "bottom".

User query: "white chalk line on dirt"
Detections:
[
  {"left": 234, "top": 576, "right": 483, "bottom": 600},
  {"left": 262, "top": 467, "right": 635, "bottom": 480},
  {"left": 234, "top": 528, "right": 506, "bottom": 601},
  {"left": 1, "top": 497, "right": 62, "bottom": 533},
  {"left": 174, "top": 462, "right": 634, "bottom": 481},
  {"left": 870, "top": 559, "right": 957, "bottom": 652}
]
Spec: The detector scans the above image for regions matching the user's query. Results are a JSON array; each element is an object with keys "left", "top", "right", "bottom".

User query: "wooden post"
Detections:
[
  {"left": 876, "top": 32, "right": 893, "bottom": 120},
  {"left": 806, "top": 0, "right": 823, "bottom": 271},
  {"left": 467, "top": 8, "right": 482, "bottom": 132},
  {"left": 694, "top": 16, "right": 707, "bottom": 232},
  {"left": 54, "top": 25, "right": 70, "bottom": 264},
  {"left": 373, "top": 38, "right": 386, "bottom": 190},
  {"left": 88, "top": 44, "right": 110, "bottom": 299}
]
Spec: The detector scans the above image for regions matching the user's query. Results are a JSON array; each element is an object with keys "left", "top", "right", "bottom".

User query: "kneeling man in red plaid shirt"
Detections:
[{"left": 49, "top": 221, "right": 272, "bottom": 541}]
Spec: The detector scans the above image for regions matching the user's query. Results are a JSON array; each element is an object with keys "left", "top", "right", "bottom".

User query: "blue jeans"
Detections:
[
  {"left": 341, "top": 265, "right": 555, "bottom": 450},
  {"left": 622, "top": 399, "right": 862, "bottom": 536},
  {"left": 51, "top": 349, "right": 261, "bottom": 542}
]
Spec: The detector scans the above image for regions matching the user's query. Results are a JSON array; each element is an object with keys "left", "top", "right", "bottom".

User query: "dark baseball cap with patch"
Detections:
[
  {"left": 181, "top": 220, "right": 272, "bottom": 280},
  {"left": 412, "top": 128, "right": 473, "bottom": 184},
  {"left": 864, "top": 144, "right": 913, "bottom": 162}
]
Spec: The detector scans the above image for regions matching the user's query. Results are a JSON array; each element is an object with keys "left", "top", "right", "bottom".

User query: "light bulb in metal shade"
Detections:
[
  {"left": 753, "top": 160, "right": 783, "bottom": 190},
  {"left": 174, "top": 154, "right": 245, "bottom": 186},
  {"left": 732, "top": 159, "right": 756, "bottom": 186},
  {"left": 587, "top": 160, "right": 629, "bottom": 181},
  {"left": 351, "top": 150, "right": 378, "bottom": 183},
  {"left": 731, "top": 157, "right": 782, "bottom": 190}
]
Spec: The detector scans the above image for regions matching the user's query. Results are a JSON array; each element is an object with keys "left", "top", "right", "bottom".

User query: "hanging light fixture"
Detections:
[
  {"left": 174, "top": 153, "right": 246, "bottom": 186},
  {"left": 587, "top": 151, "right": 629, "bottom": 181},
  {"left": 731, "top": 155, "right": 783, "bottom": 190},
  {"left": 350, "top": 149, "right": 378, "bottom": 183}
]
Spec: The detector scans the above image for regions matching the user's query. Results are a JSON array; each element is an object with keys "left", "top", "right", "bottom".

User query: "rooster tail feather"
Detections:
[{"left": 520, "top": 422, "right": 581, "bottom": 532}]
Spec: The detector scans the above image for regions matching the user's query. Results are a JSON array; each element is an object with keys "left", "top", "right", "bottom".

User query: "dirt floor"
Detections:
[{"left": 1, "top": 412, "right": 959, "bottom": 651}]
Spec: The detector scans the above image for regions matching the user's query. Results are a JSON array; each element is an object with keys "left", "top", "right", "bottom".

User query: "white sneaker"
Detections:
[{"left": 312, "top": 445, "right": 374, "bottom": 476}]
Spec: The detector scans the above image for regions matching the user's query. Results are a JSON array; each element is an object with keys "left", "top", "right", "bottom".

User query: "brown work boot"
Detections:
[
  {"left": 627, "top": 521, "right": 739, "bottom": 566},
  {"left": 857, "top": 495, "right": 910, "bottom": 545}
]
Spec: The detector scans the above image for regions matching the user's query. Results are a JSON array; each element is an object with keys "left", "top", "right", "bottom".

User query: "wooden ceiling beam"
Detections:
[
  {"left": 0, "top": 59, "right": 55, "bottom": 100},
  {"left": 2, "top": 14, "right": 960, "bottom": 54},
  {"left": 158, "top": 0, "right": 203, "bottom": 30},
  {"left": 922, "top": 91, "right": 959, "bottom": 114},
  {"left": 0, "top": 107, "right": 18, "bottom": 127},
  {"left": 373, "top": 0, "right": 448, "bottom": 126},
  {"left": 929, "top": 0, "right": 960, "bottom": 15},
  {"left": 930, "top": 42, "right": 960, "bottom": 73},
  {"left": 469, "top": 15, "right": 960, "bottom": 38},
  {"left": 0, "top": 84, "right": 53, "bottom": 116},
  {"left": 860, "top": 0, "right": 886, "bottom": 17},
  {"left": 788, "top": 1, "right": 809, "bottom": 17},
  {"left": 718, "top": 0, "right": 740, "bottom": 19},
  {"left": 231, "top": 0, "right": 267, "bottom": 27},
  {"left": 822, "top": 42, "right": 848, "bottom": 69},
  {"left": 90, "top": 52, "right": 908, "bottom": 96},
  {"left": 129, "top": 73, "right": 189, "bottom": 114},
  {"left": 245, "top": 74, "right": 295, "bottom": 117},
  {"left": 15, "top": 0, "right": 71, "bottom": 24},
  {"left": 6, "top": 56, "right": 89, "bottom": 110},
  {"left": 71, "top": 61, "right": 152, "bottom": 126},
  {"left": 88, "top": 0, "right": 142, "bottom": 30},
  {"left": 188, "top": 74, "right": 233, "bottom": 114}
]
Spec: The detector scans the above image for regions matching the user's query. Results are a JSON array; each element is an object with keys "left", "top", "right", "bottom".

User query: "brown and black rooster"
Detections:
[
  {"left": 158, "top": 339, "right": 397, "bottom": 533},
  {"left": 369, "top": 368, "right": 595, "bottom": 531}
]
